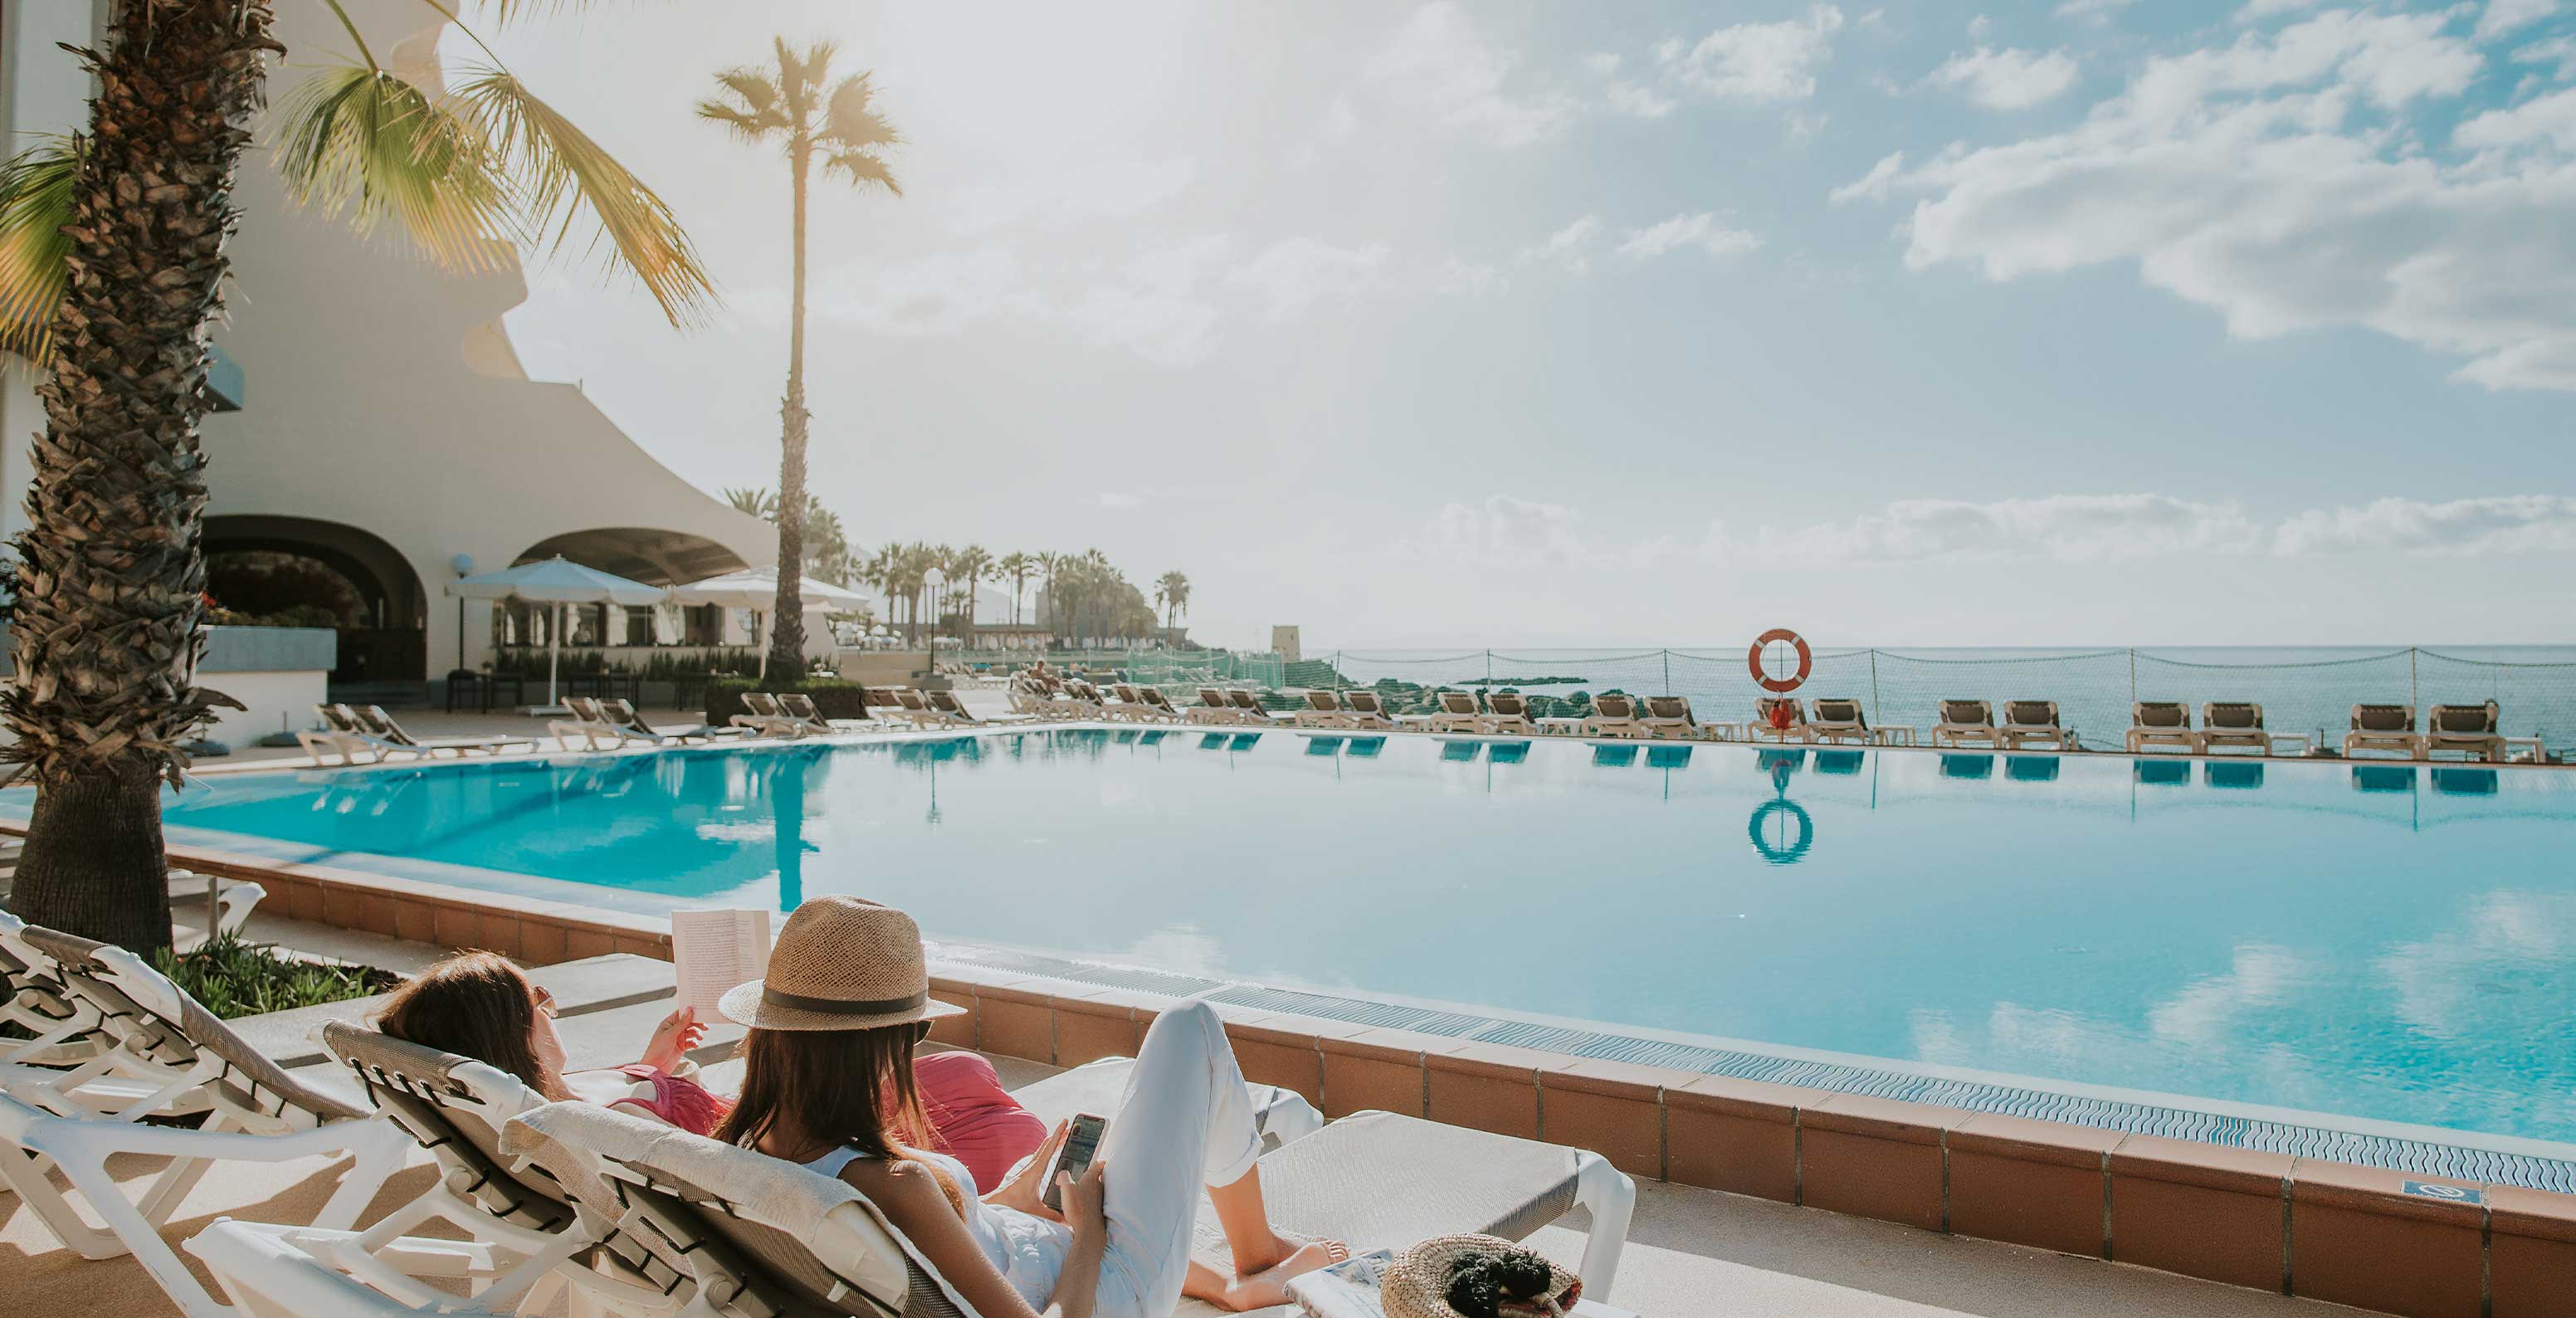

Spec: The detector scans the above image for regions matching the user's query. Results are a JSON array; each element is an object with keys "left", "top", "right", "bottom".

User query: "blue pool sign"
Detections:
[{"left": 2401, "top": 1180, "right": 2484, "bottom": 1205}]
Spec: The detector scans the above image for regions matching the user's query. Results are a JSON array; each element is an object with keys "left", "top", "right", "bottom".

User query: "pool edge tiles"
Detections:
[{"left": 921, "top": 938, "right": 2576, "bottom": 1196}]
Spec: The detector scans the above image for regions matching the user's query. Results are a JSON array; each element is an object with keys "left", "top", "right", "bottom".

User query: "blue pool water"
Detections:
[{"left": 42, "top": 730, "right": 2576, "bottom": 1145}]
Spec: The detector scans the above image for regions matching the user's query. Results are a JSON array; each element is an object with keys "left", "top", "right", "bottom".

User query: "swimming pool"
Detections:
[{"left": 36, "top": 730, "right": 2576, "bottom": 1148}]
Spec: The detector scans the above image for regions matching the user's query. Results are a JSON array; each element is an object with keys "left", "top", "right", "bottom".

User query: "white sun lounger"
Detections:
[
  {"left": 1295, "top": 690, "right": 1354, "bottom": 729},
  {"left": 1642, "top": 695, "right": 1729, "bottom": 741},
  {"left": 1998, "top": 700, "right": 2073, "bottom": 751},
  {"left": 357, "top": 705, "right": 534, "bottom": 757},
  {"left": 1807, "top": 697, "right": 1871, "bottom": 746},
  {"left": 603, "top": 697, "right": 748, "bottom": 746},
  {"left": 1934, "top": 699, "right": 2000, "bottom": 749},
  {"left": 1479, "top": 691, "right": 1541, "bottom": 736},
  {"left": 2127, "top": 701, "right": 2198, "bottom": 754},
  {"left": 2424, "top": 701, "right": 2505, "bottom": 763},
  {"left": 0, "top": 923, "right": 408, "bottom": 1318},
  {"left": 1554, "top": 691, "right": 1645, "bottom": 739},
  {"left": 500, "top": 1089, "right": 1636, "bottom": 1317},
  {"left": 1184, "top": 687, "right": 1238, "bottom": 725},
  {"left": 1226, "top": 689, "right": 1286, "bottom": 725},
  {"left": 1403, "top": 690, "right": 1485, "bottom": 734},
  {"left": 2344, "top": 703, "right": 2424, "bottom": 760},
  {"left": 1338, "top": 690, "right": 1399, "bottom": 730},
  {"left": 729, "top": 692, "right": 812, "bottom": 739}
]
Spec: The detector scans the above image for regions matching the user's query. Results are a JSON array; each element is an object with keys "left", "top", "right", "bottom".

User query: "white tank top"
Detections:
[{"left": 807, "top": 1144, "right": 1071, "bottom": 1309}]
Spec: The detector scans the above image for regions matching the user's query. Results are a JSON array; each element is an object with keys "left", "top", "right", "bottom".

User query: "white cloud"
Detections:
[
  {"left": 1370, "top": 2, "right": 1579, "bottom": 147},
  {"left": 2234, "top": 0, "right": 2321, "bottom": 22},
  {"left": 949, "top": 159, "right": 1194, "bottom": 234},
  {"left": 1433, "top": 256, "right": 1505, "bottom": 295},
  {"left": 1927, "top": 46, "right": 2082, "bottom": 109},
  {"left": 1056, "top": 235, "right": 1232, "bottom": 366},
  {"left": 2273, "top": 497, "right": 2576, "bottom": 555},
  {"left": 1613, "top": 212, "right": 1764, "bottom": 261},
  {"left": 800, "top": 248, "right": 1041, "bottom": 338},
  {"left": 1604, "top": 80, "right": 1681, "bottom": 119},
  {"left": 2456, "top": 84, "right": 2576, "bottom": 153},
  {"left": 1845, "top": 11, "right": 2576, "bottom": 393},
  {"left": 1968, "top": 14, "right": 1993, "bottom": 39},
  {"left": 1520, "top": 215, "right": 1605, "bottom": 271},
  {"left": 1390, "top": 495, "right": 1604, "bottom": 569},
  {"left": 1663, "top": 5, "right": 1847, "bottom": 103},
  {"left": 1734, "top": 494, "right": 2266, "bottom": 566},
  {"left": 1830, "top": 149, "right": 1907, "bottom": 203},
  {"left": 2477, "top": 0, "right": 2563, "bottom": 43},
  {"left": 1223, "top": 237, "right": 1391, "bottom": 320},
  {"left": 2520, "top": 36, "right": 2576, "bottom": 79},
  {"left": 1097, "top": 493, "right": 1143, "bottom": 510},
  {"left": 2054, "top": 0, "right": 2136, "bottom": 26}
]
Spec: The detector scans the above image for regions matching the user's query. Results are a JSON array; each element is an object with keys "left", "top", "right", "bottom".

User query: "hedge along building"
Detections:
[{"left": 0, "top": 0, "right": 820, "bottom": 693}]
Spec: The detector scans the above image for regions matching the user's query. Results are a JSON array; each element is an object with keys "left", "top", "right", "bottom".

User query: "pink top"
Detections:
[
  {"left": 916, "top": 1052, "right": 1048, "bottom": 1193},
  {"left": 601, "top": 1064, "right": 733, "bottom": 1137}
]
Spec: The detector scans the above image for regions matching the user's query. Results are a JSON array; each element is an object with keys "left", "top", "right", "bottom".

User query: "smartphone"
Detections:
[{"left": 1042, "top": 1112, "right": 1107, "bottom": 1213}]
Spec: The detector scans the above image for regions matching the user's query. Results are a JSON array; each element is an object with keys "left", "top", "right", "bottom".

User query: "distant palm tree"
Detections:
[
  {"left": 997, "top": 551, "right": 1033, "bottom": 625},
  {"left": 723, "top": 486, "right": 775, "bottom": 518},
  {"left": 949, "top": 544, "right": 993, "bottom": 639},
  {"left": 1034, "top": 551, "right": 1063, "bottom": 641},
  {"left": 0, "top": 0, "right": 711, "bottom": 951},
  {"left": 698, "top": 38, "right": 900, "bottom": 676},
  {"left": 1154, "top": 570, "right": 1191, "bottom": 636}
]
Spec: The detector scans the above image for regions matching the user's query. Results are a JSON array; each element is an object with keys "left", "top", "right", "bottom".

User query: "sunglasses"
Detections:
[{"left": 532, "top": 985, "right": 559, "bottom": 1019}]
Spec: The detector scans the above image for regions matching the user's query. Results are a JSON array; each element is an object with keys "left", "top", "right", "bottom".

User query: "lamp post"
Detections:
[
  {"left": 449, "top": 554, "right": 474, "bottom": 673},
  {"left": 921, "top": 566, "right": 944, "bottom": 657}
]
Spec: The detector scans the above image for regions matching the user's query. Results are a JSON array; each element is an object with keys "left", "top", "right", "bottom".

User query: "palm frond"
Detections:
[
  {"left": 471, "top": 0, "right": 612, "bottom": 25},
  {"left": 823, "top": 74, "right": 901, "bottom": 150},
  {"left": 0, "top": 135, "right": 80, "bottom": 362},
  {"left": 713, "top": 68, "right": 779, "bottom": 118},
  {"left": 694, "top": 100, "right": 779, "bottom": 146},
  {"left": 270, "top": 63, "right": 512, "bottom": 273},
  {"left": 822, "top": 148, "right": 900, "bottom": 197},
  {"left": 448, "top": 64, "right": 719, "bottom": 329}
]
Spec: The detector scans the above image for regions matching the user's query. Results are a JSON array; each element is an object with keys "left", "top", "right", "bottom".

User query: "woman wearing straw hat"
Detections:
[{"left": 715, "top": 896, "right": 1346, "bottom": 1318}]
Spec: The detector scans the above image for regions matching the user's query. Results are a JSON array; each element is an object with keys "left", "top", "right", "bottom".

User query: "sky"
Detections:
[{"left": 463, "top": 0, "right": 2576, "bottom": 651}]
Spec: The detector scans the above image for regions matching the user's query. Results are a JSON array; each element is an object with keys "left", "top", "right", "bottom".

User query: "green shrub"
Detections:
[
  {"left": 150, "top": 935, "right": 398, "bottom": 1020},
  {"left": 705, "top": 677, "right": 878, "bottom": 725}
]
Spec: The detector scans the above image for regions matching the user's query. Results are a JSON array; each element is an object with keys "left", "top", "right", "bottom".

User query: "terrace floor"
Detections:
[{"left": 0, "top": 933, "right": 2376, "bottom": 1318}]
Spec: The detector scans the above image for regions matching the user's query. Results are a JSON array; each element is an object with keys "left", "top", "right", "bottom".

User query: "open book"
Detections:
[
  {"left": 671, "top": 908, "right": 773, "bottom": 1015},
  {"left": 1289, "top": 1248, "right": 1395, "bottom": 1318}
]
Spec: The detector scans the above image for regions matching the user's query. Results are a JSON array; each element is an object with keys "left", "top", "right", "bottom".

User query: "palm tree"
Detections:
[
  {"left": 949, "top": 544, "right": 993, "bottom": 640},
  {"left": 997, "top": 551, "right": 1032, "bottom": 626},
  {"left": 1033, "top": 551, "right": 1063, "bottom": 642},
  {"left": 723, "top": 486, "right": 776, "bottom": 518},
  {"left": 697, "top": 38, "right": 900, "bottom": 677},
  {"left": 1154, "top": 570, "right": 1191, "bottom": 637},
  {"left": 0, "top": 0, "right": 711, "bottom": 951}
]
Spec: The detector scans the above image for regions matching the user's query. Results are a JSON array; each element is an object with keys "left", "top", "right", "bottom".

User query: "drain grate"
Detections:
[{"left": 953, "top": 948, "right": 2576, "bottom": 1194}]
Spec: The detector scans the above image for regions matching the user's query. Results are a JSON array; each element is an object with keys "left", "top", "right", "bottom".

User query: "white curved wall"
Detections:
[{"left": 5, "top": 0, "right": 785, "bottom": 677}]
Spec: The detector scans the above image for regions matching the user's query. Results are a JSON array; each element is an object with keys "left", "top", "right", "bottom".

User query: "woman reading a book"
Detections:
[
  {"left": 717, "top": 896, "right": 1347, "bottom": 1318},
  {"left": 376, "top": 951, "right": 731, "bottom": 1135}
]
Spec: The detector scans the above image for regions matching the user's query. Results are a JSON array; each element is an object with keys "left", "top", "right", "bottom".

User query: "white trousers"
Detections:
[{"left": 1089, "top": 1000, "right": 1265, "bottom": 1318}]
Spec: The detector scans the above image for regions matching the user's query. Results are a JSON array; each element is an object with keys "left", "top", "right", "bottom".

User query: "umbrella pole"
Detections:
[
  {"left": 757, "top": 611, "right": 770, "bottom": 680},
  {"left": 549, "top": 601, "right": 563, "bottom": 706}
]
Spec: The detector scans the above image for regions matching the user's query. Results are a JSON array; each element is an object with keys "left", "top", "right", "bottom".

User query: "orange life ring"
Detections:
[{"left": 1749, "top": 628, "right": 1812, "bottom": 694}]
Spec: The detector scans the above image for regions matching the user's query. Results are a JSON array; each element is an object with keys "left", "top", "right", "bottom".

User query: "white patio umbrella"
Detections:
[
  {"left": 666, "top": 565, "right": 870, "bottom": 676},
  {"left": 447, "top": 556, "right": 666, "bottom": 707}
]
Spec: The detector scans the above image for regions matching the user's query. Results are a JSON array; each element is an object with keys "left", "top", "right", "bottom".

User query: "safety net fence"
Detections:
[{"left": 1017, "top": 647, "right": 2576, "bottom": 754}]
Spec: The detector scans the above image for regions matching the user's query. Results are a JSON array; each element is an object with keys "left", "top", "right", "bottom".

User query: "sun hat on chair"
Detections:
[
  {"left": 1380, "top": 1234, "right": 1579, "bottom": 1318},
  {"left": 717, "top": 897, "right": 966, "bottom": 1032}
]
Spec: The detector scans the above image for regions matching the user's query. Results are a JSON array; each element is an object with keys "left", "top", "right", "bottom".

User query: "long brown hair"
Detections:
[
  {"left": 715, "top": 1022, "right": 968, "bottom": 1216},
  {"left": 373, "top": 951, "right": 568, "bottom": 1101}
]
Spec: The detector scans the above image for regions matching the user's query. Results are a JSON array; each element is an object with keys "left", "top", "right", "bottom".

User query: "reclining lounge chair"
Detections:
[
  {"left": 357, "top": 705, "right": 534, "bottom": 758},
  {"left": 1295, "top": 690, "right": 1353, "bottom": 730},
  {"left": 1642, "top": 695, "right": 1727, "bottom": 741},
  {"left": 2201, "top": 702, "right": 2295, "bottom": 756},
  {"left": 2127, "top": 701, "right": 2197, "bottom": 754},
  {"left": 0, "top": 925, "right": 408, "bottom": 1318},
  {"left": 1403, "top": 691, "right": 1486, "bottom": 735},
  {"left": 1807, "top": 697, "right": 1871, "bottom": 746},
  {"left": 1751, "top": 696, "right": 1810, "bottom": 743},
  {"left": 1226, "top": 689, "right": 1286, "bottom": 726},
  {"left": 1338, "top": 690, "right": 1399, "bottom": 731},
  {"left": 2424, "top": 701, "right": 2505, "bottom": 763},
  {"left": 499, "top": 1084, "right": 1636, "bottom": 1316},
  {"left": 1998, "top": 700, "right": 2072, "bottom": 751},
  {"left": 1934, "top": 700, "right": 2000, "bottom": 749},
  {"left": 2344, "top": 704, "right": 2424, "bottom": 760}
]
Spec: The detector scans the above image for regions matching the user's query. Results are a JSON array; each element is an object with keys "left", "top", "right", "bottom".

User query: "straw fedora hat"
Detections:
[
  {"left": 718, "top": 897, "right": 966, "bottom": 1032},
  {"left": 1379, "top": 1234, "right": 1578, "bottom": 1318}
]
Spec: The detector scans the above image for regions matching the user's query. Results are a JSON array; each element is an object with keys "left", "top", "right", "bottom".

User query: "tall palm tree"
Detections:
[
  {"left": 0, "top": 0, "right": 712, "bottom": 951},
  {"left": 1033, "top": 551, "right": 1063, "bottom": 642},
  {"left": 697, "top": 38, "right": 900, "bottom": 677},
  {"left": 949, "top": 544, "right": 993, "bottom": 640},
  {"left": 1154, "top": 570, "right": 1191, "bottom": 637},
  {"left": 997, "top": 551, "right": 1032, "bottom": 626}
]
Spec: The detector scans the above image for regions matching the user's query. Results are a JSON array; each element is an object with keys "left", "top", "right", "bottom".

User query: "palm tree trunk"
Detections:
[
  {"left": 765, "top": 136, "right": 813, "bottom": 677},
  {"left": 3, "top": 0, "right": 274, "bottom": 952}
]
